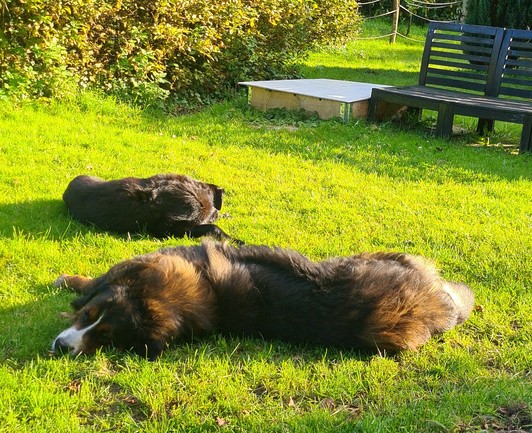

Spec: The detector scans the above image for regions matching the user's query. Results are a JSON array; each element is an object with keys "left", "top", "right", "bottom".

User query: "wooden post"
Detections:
[
  {"left": 390, "top": 0, "right": 400, "bottom": 43},
  {"left": 462, "top": 0, "right": 468, "bottom": 22}
]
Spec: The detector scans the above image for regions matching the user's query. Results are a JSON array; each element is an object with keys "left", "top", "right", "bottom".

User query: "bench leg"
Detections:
[
  {"left": 520, "top": 115, "right": 532, "bottom": 154},
  {"left": 477, "top": 119, "right": 495, "bottom": 135},
  {"left": 368, "top": 96, "right": 378, "bottom": 122},
  {"left": 409, "top": 107, "right": 422, "bottom": 121},
  {"left": 436, "top": 103, "right": 453, "bottom": 138}
]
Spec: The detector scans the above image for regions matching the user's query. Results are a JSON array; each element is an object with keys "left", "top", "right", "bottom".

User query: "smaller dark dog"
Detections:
[{"left": 62, "top": 174, "right": 240, "bottom": 243}]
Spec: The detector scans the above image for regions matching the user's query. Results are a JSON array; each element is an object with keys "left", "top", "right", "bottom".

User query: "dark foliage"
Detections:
[{"left": 465, "top": 0, "right": 532, "bottom": 29}]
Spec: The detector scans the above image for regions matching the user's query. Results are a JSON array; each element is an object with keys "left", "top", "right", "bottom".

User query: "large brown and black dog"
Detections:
[
  {"left": 51, "top": 241, "right": 474, "bottom": 359},
  {"left": 62, "top": 174, "right": 240, "bottom": 242}
]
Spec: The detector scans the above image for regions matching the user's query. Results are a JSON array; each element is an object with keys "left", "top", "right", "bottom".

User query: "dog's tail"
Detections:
[{"left": 443, "top": 281, "right": 475, "bottom": 325}]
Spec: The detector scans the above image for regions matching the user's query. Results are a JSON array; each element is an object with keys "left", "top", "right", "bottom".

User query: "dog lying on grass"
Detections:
[
  {"left": 51, "top": 241, "right": 474, "bottom": 359},
  {"left": 62, "top": 174, "right": 240, "bottom": 243}
]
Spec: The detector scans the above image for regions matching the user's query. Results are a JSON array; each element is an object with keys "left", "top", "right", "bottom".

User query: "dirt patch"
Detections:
[{"left": 457, "top": 402, "right": 532, "bottom": 432}]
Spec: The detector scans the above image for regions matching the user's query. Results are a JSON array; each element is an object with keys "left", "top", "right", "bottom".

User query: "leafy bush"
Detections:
[
  {"left": 0, "top": 0, "right": 361, "bottom": 106},
  {"left": 465, "top": 0, "right": 532, "bottom": 29}
]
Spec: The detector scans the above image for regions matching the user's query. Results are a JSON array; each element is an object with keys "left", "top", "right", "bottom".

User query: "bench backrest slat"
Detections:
[
  {"left": 432, "top": 39, "right": 497, "bottom": 53},
  {"left": 419, "top": 22, "right": 504, "bottom": 95},
  {"left": 430, "top": 50, "right": 492, "bottom": 68},
  {"left": 504, "top": 59, "right": 532, "bottom": 70},
  {"left": 429, "top": 58, "right": 489, "bottom": 72},
  {"left": 424, "top": 76, "right": 487, "bottom": 93},
  {"left": 426, "top": 66, "right": 491, "bottom": 81},
  {"left": 494, "top": 28, "right": 532, "bottom": 99}
]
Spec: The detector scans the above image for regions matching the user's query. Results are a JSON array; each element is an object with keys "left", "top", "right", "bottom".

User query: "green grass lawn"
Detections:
[{"left": 0, "top": 21, "right": 531, "bottom": 432}]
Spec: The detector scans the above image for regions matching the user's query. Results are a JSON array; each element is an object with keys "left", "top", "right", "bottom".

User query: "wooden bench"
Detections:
[{"left": 368, "top": 23, "right": 532, "bottom": 154}]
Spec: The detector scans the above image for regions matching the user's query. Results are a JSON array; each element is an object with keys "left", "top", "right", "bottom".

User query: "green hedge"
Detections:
[
  {"left": 0, "top": 0, "right": 361, "bottom": 106},
  {"left": 465, "top": 0, "right": 532, "bottom": 30}
]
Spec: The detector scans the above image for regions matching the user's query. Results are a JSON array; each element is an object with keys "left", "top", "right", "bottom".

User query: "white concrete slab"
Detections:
[{"left": 239, "top": 79, "right": 390, "bottom": 103}]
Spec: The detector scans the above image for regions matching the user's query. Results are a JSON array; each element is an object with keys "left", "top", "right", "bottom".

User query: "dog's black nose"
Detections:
[{"left": 51, "top": 338, "right": 72, "bottom": 355}]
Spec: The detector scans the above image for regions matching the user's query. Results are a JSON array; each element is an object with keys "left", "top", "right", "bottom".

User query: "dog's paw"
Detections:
[{"left": 53, "top": 274, "right": 69, "bottom": 288}]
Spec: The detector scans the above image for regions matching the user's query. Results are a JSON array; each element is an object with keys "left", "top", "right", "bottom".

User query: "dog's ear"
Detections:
[
  {"left": 71, "top": 290, "right": 96, "bottom": 311},
  {"left": 69, "top": 274, "right": 116, "bottom": 310},
  {"left": 212, "top": 186, "right": 224, "bottom": 210},
  {"left": 59, "top": 275, "right": 100, "bottom": 311}
]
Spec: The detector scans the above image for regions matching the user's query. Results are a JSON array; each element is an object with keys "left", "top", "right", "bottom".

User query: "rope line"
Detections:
[
  {"left": 395, "top": 32, "right": 426, "bottom": 42},
  {"left": 354, "top": 33, "right": 396, "bottom": 40},
  {"left": 352, "top": 32, "right": 426, "bottom": 42},
  {"left": 357, "top": 0, "right": 381, "bottom": 5},
  {"left": 406, "top": 0, "right": 461, "bottom": 6},
  {"left": 399, "top": 4, "right": 458, "bottom": 22},
  {"left": 405, "top": 2, "right": 454, "bottom": 9},
  {"left": 363, "top": 10, "right": 397, "bottom": 19}
]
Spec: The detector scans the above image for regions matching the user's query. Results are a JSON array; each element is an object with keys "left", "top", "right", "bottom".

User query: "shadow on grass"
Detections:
[
  {"left": 0, "top": 198, "right": 74, "bottom": 240},
  {"left": 298, "top": 65, "right": 420, "bottom": 86},
  {"left": 234, "top": 110, "right": 530, "bottom": 183},
  {"left": 0, "top": 199, "right": 163, "bottom": 242},
  {"left": 28, "top": 82, "right": 525, "bottom": 186}
]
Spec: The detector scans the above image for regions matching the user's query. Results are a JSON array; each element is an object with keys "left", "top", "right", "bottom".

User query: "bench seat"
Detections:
[{"left": 371, "top": 85, "right": 532, "bottom": 152}]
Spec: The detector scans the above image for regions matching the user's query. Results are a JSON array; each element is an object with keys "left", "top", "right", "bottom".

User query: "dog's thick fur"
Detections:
[
  {"left": 62, "top": 174, "right": 239, "bottom": 242},
  {"left": 51, "top": 242, "right": 474, "bottom": 359}
]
